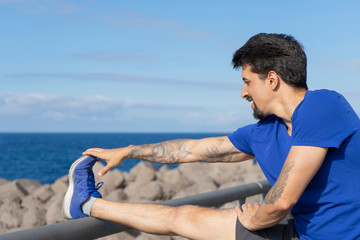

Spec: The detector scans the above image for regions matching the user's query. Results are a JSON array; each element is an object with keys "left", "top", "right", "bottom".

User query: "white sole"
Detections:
[{"left": 62, "top": 155, "right": 89, "bottom": 219}]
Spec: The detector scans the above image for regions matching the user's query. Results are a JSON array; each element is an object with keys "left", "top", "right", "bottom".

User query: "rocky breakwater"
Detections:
[{"left": 0, "top": 160, "right": 265, "bottom": 240}]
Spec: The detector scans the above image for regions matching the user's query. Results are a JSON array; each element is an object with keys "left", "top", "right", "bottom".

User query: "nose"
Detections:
[{"left": 241, "top": 83, "right": 248, "bottom": 99}]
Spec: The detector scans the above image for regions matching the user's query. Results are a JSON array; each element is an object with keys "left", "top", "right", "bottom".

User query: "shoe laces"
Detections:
[{"left": 87, "top": 169, "right": 103, "bottom": 195}]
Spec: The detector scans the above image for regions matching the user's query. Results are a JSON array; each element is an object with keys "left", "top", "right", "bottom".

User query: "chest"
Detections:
[{"left": 251, "top": 121, "right": 292, "bottom": 185}]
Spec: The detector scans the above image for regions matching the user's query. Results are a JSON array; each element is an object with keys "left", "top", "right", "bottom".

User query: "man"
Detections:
[{"left": 62, "top": 33, "right": 360, "bottom": 239}]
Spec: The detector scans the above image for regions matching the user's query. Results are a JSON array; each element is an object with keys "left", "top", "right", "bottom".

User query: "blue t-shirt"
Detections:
[{"left": 229, "top": 89, "right": 360, "bottom": 240}]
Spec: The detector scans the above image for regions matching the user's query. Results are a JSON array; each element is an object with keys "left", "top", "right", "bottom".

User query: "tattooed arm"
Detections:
[
  {"left": 128, "top": 137, "right": 252, "bottom": 164},
  {"left": 236, "top": 145, "right": 328, "bottom": 231},
  {"left": 83, "top": 136, "right": 254, "bottom": 176}
]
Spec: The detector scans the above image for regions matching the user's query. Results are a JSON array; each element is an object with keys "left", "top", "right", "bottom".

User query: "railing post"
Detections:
[
  {"left": 258, "top": 192, "right": 267, "bottom": 204},
  {"left": 236, "top": 198, "right": 246, "bottom": 210}
]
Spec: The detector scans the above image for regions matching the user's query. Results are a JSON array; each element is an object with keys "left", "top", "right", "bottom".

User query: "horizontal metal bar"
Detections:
[{"left": 0, "top": 180, "right": 270, "bottom": 240}]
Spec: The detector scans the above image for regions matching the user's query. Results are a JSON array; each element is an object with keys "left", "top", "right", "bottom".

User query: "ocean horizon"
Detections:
[{"left": 0, "top": 132, "right": 229, "bottom": 184}]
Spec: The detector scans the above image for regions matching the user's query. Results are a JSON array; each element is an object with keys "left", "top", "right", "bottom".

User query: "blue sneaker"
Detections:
[{"left": 62, "top": 155, "right": 103, "bottom": 219}]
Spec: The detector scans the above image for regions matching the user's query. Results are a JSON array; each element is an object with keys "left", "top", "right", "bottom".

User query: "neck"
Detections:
[{"left": 272, "top": 88, "right": 307, "bottom": 135}]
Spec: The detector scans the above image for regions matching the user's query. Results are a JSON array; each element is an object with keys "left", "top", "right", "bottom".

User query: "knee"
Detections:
[{"left": 171, "top": 205, "right": 201, "bottom": 229}]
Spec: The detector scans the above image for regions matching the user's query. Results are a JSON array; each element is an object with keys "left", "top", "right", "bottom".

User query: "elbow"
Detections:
[
  {"left": 271, "top": 197, "right": 296, "bottom": 213},
  {"left": 264, "top": 195, "right": 296, "bottom": 213}
]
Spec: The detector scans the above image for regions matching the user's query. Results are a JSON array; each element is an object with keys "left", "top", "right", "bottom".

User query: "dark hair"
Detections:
[{"left": 232, "top": 33, "right": 308, "bottom": 90}]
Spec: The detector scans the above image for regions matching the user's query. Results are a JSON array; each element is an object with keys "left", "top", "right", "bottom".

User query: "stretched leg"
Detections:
[
  {"left": 63, "top": 156, "right": 237, "bottom": 240},
  {"left": 91, "top": 199, "right": 238, "bottom": 240}
]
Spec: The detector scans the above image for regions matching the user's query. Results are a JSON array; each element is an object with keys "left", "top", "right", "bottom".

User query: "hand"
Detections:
[
  {"left": 83, "top": 146, "right": 132, "bottom": 177},
  {"left": 235, "top": 202, "right": 260, "bottom": 231}
]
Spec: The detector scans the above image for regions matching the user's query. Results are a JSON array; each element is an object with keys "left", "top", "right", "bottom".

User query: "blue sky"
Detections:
[{"left": 1, "top": 0, "right": 360, "bottom": 133}]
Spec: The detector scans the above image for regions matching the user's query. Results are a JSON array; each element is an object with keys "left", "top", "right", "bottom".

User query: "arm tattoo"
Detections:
[
  {"left": 264, "top": 161, "right": 295, "bottom": 205},
  {"left": 198, "top": 139, "right": 237, "bottom": 163},
  {"left": 129, "top": 137, "right": 242, "bottom": 164},
  {"left": 128, "top": 139, "right": 192, "bottom": 164}
]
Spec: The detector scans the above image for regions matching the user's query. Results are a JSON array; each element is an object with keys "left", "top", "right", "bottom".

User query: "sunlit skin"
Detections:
[
  {"left": 241, "top": 64, "right": 307, "bottom": 135},
  {"left": 241, "top": 65, "right": 273, "bottom": 120}
]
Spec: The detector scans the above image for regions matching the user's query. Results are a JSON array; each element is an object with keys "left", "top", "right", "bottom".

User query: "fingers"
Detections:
[
  {"left": 83, "top": 148, "right": 104, "bottom": 156},
  {"left": 98, "top": 165, "right": 111, "bottom": 177},
  {"left": 82, "top": 147, "right": 123, "bottom": 177},
  {"left": 242, "top": 203, "right": 260, "bottom": 208},
  {"left": 235, "top": 203, "right": 260, "bottom": 215},
  {"left": 235, "top": 206, "right": 242, "bottom": 215}
]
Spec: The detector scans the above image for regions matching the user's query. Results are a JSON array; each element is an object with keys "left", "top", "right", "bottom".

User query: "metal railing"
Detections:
[{"left": 0, "top": 180, "right": 271, "bottom": 240}]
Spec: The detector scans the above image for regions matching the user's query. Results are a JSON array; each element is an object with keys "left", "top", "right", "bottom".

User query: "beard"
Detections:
[{"left": 252, "top": 101, "right": 265, "bottom": 120}]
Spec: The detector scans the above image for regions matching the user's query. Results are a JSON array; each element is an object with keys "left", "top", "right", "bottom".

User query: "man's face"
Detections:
[{"left": 241, "top": 65, "right": 270, "bottom": 120}]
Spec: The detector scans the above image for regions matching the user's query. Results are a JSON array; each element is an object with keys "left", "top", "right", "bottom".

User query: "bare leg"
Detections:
[{"left": 91, "top": 198, "right": 237, "bottom": 240}]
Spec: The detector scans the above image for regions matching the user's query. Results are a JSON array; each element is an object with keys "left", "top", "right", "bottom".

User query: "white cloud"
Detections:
[
  {"left": 6, "top": 72, "right": 240, "bottom": 90},
  {"left": 181, "top": 107, "right": 255, "bottom": 131},
  {"left": 0, "top": 92, "right": 204, "bottom": 122},
  {"left": 339, "top": 59, "right": 360, "bottom": 71},
  {"left": 323, "top": 59, "right": 360, "bottom": 72},
  {"left": 100, "top": 9, "right": 214, "bottom": 39},
  {"left": 0, "top": 92, "right": 253, "bottom": 132},
  {"left": 72, "top": 51, "right": 159, "bottom": 62},
  {"left": 101, "top": 9, "right": 185, "bottom": 30}
]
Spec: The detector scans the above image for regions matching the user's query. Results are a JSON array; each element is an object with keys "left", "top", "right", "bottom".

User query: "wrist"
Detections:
[
  {"left": 125, "top": 144, "right": 135, "bottom": 158},
  {"left": 248, "top": 216, "right": 258, "bottom": 230}
]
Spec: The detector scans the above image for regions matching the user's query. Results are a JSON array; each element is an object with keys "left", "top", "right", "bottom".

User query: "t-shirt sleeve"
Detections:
[
  {"left": 228, "top": 124, "right": 256, "bottom": 155},
  {"left": 292, "top": 90, "right": 360, "bottom": 148}
]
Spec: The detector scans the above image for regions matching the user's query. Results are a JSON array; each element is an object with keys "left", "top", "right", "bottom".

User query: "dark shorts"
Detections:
[{"left": 236, "top": 214, "right": 299, "bottom": 240}]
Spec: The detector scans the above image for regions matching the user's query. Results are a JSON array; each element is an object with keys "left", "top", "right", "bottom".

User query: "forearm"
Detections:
[
  {"left": 241, "top": 160, "right": 296, "bottom": 230},
  {"left": 247, "top": 203, "right": 291, "bottom": 231},
  {"left": 128, "top": 139, "right": 194, "bottom": 164},
  {"left": 128, "top": 137, "right": 251, "bottom": 164}
]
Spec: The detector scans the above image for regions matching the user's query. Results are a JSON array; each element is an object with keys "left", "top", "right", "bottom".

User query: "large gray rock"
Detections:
[
  {"left": 178, "top": 162, "right": 216, "bottom": 186},
  {"left": 51, "top": 175, "right": 68, "bottom": 195},
  {"left": 22, "top": 206, "right": 47, "bottom": 228},
  {"left": 15, "top": 179, "right": 42, "bottom": 196},
  {"left": 46, "top": 194, "right": 66, "bottom": 224},
  {"left": 0, "top": 178, "right": 9, "bottom": 187},
  {"left": 123, "top": 171, "right": 136, "bottom": 184},
  {"left": 105, "top": 188, "right": 128, "bottom": 202},
  {"left": 21, "top": 195, "right": 43, "bottom": 210},
  {"left": 36, "top": 184, "right": 55, "bottom": 203},
  {"left": 124, "top": 162, "right": 157, "bottom": 198},
  {"left": 135, "top": 233, "right": 173, "bottom": 240},
  {"left": 130, "top": 162, "right": 157, "bottom": 184},
  {"left": 0, "top": 207, "right": 26, "bottom": 230},
  {"left": 133, "top": 181, "right": 163, "bottom": 201},
  {"left": 177, "top": 162, "right": 218, "bottom": 195},
  {"left": 205, "top": 162, "right": 245, "bottom": 186},
  {"left": 0, "top": 210, "right": 21, "bottom": 229},
  {"left": 21, "top": 184, "right": 55, "bottom": 210},
  {"left": 156, "top": 168, "right": 192, "bottom": 193},
  {"left": 93, "top": 162, "right": 125, "bottom": 196},
  {"left": 156, "top": 168, "right": 193, "bottom": 200},
  {"left": 0, "top": 222, "right": 6, "bottom": 234},
  {"left": 97, "top": 231, "right": 136, "bottom": 240},
  {"left": 0, "top": 181, "right": 27, "bottom": 208},
  {"left": 171, "top": 186, "right": 198, "bottom": 200}
]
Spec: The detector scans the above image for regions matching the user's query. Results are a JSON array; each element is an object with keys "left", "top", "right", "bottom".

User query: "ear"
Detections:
[{"left": 267, "top": 71, "right": 280, "bottom": 90}]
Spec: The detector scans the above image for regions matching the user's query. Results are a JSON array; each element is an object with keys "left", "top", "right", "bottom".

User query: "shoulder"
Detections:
[
  {"left": 293, "top": 89, "right": 347, "bottom": 120},
  {"left": 302, "top": 89, "right": 343, "bottom": 103},
  {"left": 292, "top": 89, "right": 360, "bottom": 147}
]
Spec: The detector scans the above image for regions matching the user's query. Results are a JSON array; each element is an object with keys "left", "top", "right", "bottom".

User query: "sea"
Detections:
[{"left": 0, "top": 133, "right": 228, "bottom": 184}]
